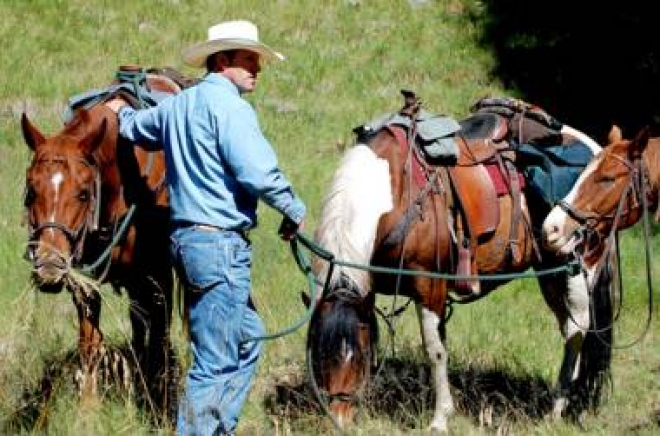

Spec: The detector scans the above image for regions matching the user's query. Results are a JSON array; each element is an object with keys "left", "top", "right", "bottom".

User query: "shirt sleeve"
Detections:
[
  {"left": 219, "top": 102, "right": 306, "bottom": 224},
  {"left": 117, "top": 104, "right": 164, "bottom": 150}
]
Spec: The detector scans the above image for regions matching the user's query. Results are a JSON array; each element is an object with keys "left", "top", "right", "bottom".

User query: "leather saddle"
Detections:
[
  {"left": 449, "top": 112, "right": 511, "bottom": 239},
  {"left": 373, "top": 91, "right": 528, "bottom": 297},
  {"left": 439, "top": 109, "right": 533, "bottom": 297}
]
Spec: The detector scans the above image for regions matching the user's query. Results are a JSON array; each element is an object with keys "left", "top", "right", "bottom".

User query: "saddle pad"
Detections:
[{"left": 484, "top": 164, "right": 526, "bottom": 196}]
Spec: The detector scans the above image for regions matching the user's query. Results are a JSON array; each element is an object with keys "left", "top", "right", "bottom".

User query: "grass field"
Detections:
[{"left": 1, "top": 1, "right": 659, "bottom": 435}]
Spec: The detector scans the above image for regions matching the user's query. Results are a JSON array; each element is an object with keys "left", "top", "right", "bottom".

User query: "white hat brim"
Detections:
[{"left": 182, "top": 38, "right": 284, "bottom": 68}]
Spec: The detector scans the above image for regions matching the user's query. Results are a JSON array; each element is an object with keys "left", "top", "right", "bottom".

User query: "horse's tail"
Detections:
[{"left": 574, "top": 262, "right": 614, "bottom": 415}]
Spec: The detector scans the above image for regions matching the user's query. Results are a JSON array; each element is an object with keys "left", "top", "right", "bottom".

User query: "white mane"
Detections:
[{"left": 312, "top": 144, "right": 394, "bottom": 295}]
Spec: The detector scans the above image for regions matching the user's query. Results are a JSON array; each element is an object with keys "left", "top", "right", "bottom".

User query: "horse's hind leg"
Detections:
[
  {"left": 127, "top": 272, "right": 174, "bottom": 416},
  {"left": 537, "top": 271, "right": 590, "bottom": 418},
  {"left": 145, "top": 274, "right": 175, "bottom": 414},
  {"left": 417, "top": 299, "right": 454, "bottom": 434}
]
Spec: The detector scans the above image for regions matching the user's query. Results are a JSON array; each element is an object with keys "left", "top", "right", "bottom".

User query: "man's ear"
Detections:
[{"left": 212, "top": 52, "right": 232, "bottom": 71}]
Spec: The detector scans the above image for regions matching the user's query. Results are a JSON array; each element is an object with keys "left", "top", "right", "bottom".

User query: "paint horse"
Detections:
[
  {"left": 543, "top": 125, "right": 659, "bottom": 286},
  {"left": 21, "top": 68, "right": 187, "bottom": 414},
  {"left": 306, "top": 93, "right": 614, "bottom": 433}
]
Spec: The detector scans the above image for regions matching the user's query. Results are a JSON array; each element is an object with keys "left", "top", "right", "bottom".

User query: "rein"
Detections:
[
  {"left": 556, "top": 153, "right": 644, "bottom": 238},
  {"left": 294, "top": 232, "right": 578, "bottom": 292}
]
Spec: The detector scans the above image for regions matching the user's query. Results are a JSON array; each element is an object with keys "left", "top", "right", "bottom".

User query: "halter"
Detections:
[{"left": 25, "top": 155, "right": 101, "bottom": 265}]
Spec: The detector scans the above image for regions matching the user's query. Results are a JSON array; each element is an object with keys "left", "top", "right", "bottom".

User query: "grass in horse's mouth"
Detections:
[{"left": 65, "top": 269, "right": 101, "bottom": 301}]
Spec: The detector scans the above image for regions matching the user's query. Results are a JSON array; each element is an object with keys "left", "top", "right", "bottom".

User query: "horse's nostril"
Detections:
[{"left": 543, "top": 223, "right": 559, "bottom": 236}]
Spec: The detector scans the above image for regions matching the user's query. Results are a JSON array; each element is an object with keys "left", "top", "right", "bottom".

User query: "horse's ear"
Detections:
[
  {"left": 629, "top": 126, "right": 651, "bottom": 160},
  {"left": 607, "top": 125, "right": 623, "bottom": 145},
  {"left": 78, "top": 117, "right": 108, "bottom": 155},
  {"left": 21, "top": 113, "right": 46, "bottom": 151}
]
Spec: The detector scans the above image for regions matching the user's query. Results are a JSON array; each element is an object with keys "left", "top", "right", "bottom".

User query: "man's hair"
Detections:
[{"left": 206, "top": 50, "right": 239, "bottom": 73}]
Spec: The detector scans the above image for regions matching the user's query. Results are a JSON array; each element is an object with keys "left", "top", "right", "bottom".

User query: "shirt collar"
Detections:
[{"left": 203, "top": 73, "right": 240, "bottom": 96}]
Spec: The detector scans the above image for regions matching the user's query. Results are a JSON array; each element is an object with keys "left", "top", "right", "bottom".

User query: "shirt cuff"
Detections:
[{"left": 284, "top": 197, "right": 306, "bottom": 224}]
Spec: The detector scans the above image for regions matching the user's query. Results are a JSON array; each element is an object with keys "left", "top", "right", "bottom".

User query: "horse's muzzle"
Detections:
[{"left": 30, "top": 252, "right": 69, "bottom": 293}]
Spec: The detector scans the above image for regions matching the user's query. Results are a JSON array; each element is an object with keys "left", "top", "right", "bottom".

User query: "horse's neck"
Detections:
[{"left": 644, "top": 138, "right": 660, "bottom": 192}]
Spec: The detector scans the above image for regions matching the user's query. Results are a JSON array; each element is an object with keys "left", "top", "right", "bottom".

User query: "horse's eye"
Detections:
[
  {"left": 77, "top": 189, "right": 90, "bottom": 202},
  {"left": 599, "top": 175, "right": 616, "bottom": 184},
  {"left": 24, "top": 186, "right": 36, "bottom": 207}
]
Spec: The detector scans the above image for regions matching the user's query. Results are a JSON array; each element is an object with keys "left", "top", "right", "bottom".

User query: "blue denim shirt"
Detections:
[{"left": 116, "top": 73, "right": 306, "bottom": 230}]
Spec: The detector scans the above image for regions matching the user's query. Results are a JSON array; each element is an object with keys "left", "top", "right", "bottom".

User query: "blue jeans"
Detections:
[{"left": 171, "top": 226, "right": 264, "bottom": 436}]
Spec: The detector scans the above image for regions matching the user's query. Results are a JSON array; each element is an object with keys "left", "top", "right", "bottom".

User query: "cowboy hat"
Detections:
[{"left": 182, "top": 20, "right": 285, "bottom": 68}]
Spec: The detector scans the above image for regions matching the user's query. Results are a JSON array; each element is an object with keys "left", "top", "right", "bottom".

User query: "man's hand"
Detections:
[
  {"left": 105, "top": 97, "right": 128, "bottom": 113},
  {"left": 278, "top": 216, "right": 304, "bottom": 241}
]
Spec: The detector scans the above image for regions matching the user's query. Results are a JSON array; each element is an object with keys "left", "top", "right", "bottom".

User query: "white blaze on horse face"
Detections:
[
  {"left": 543, "top": 125, "right": 601, "bottom": 254},
  {"left": 48, "top": 171, "right": 64, "bottom": 235},
  {"left": 341, "top": 339, "right": 354, "bottom": 363},
  {"left": 543, "top": 154, "right": 600, "bottom": 254},
  {"left": 543, "top": 125, "right": 602, "bottom": 253}
]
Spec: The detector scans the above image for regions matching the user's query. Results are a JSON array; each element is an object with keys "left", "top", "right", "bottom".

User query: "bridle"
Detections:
[
  {"left": 308, "top": 274, "right": 375, "bottom": 414},
  {"left": 25, "top": 155, "right": 101, "bottom": 266},
  {"left": 555, "top": 149, "right": 656, "bottom": 346},
  {"left": 555, "top": 152, "right": 647, "bottom": 248}
]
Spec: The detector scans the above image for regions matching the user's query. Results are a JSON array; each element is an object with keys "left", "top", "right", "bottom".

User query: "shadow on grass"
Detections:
[
  {"left": 626, "top": 404, "right": 660, "bottom": 433},
  {"left": 1, "top": 344, "right": 181, "bottom": 434},
  {"left": 267, "top": 354, "right": 554, "bottom": 432}
]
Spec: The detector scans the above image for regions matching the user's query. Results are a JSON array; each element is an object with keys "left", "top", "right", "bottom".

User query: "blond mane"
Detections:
[{"left": 312, "top": 145, "right": 393, "bottom": 295}]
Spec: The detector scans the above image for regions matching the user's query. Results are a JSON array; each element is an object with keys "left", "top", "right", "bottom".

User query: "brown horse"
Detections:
[
  {"left": 306, "top": 97, "right": 614, "bottom": 433},
  {"left": 21, "top": 72, "right": 181, "bottom": 414},
  {"left": 543, "top": 125, "right": 659, "bottom": 261}
]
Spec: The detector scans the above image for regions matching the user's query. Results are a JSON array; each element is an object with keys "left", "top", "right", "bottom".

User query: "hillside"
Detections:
[{"left": 1, "top": 1, "right": 658, "bottom": 435}]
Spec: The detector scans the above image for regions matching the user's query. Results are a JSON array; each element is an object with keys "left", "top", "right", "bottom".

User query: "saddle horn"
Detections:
[{"left": 399, "top": 89, "right": 422, "bottom": 119}]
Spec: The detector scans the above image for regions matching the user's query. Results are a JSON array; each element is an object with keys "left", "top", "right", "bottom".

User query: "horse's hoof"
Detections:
[{"left": 428, "top": 424, "right": 448, "bottom": 434}]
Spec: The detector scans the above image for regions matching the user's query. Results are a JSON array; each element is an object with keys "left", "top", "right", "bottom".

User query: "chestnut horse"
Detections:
[
  {"left": 543, "top": 126, "right": 659, "bottom": 260},
  {"left": 306, "top": 97, "right": 614, "bottom": 433},
  {"left": 21, "top": 72, "right": 181, "bottom": 414}
]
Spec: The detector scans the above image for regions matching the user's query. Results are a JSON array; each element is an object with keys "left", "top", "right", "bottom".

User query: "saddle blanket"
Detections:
[{"left": 484, "top": 163, "right": 525, "bottom": 196}]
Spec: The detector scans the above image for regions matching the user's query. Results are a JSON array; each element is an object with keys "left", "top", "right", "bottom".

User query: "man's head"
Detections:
[
  {"left": 182, "top": 20, "right": 283, "bottom": 93},
  {"left": 205, "top": 49, "right": 261, "bottom": 93}
]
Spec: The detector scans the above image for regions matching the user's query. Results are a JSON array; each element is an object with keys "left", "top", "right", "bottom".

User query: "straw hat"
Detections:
[{"left": 182, "top": 20, "right": 285, "bottom": 68}]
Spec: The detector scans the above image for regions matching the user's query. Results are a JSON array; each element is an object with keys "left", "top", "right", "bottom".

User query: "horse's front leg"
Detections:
[
  {"left": 72, "top": 289, "right": 104, "bottom": 404},
  {"left": 417, "top": 298, "right": 454, "bottom": 434}
]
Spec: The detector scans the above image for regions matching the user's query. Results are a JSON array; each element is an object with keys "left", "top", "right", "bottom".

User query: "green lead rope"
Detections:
[
  {"left": 242, "top": 230, "right": 579, "bottom": 344},
  {"left": 240, "top": 234, "right": 322, "bottom": 344}
]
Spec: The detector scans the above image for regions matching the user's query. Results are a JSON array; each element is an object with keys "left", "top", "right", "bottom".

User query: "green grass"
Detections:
[{"left": 1, "top": 1, "right": 659, "bottom": 435}]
